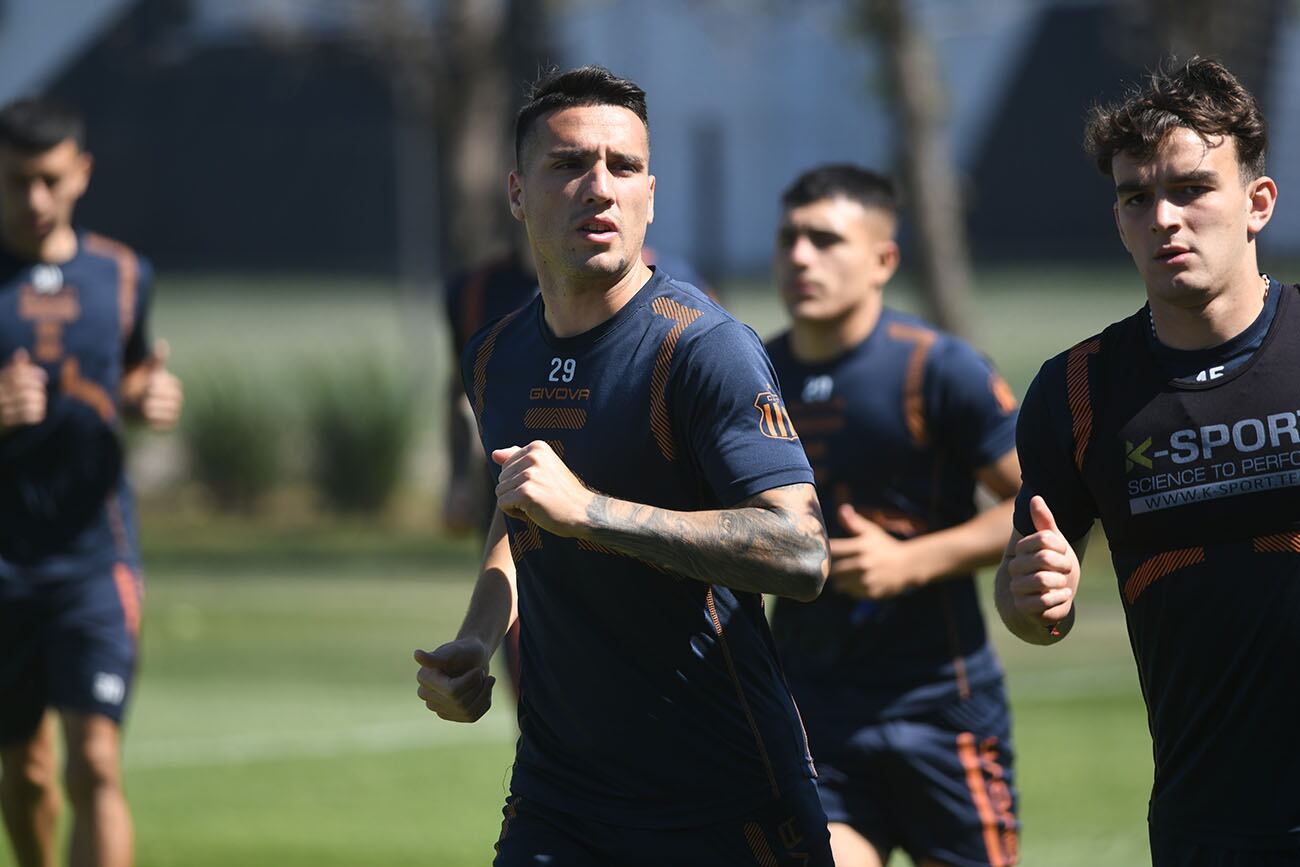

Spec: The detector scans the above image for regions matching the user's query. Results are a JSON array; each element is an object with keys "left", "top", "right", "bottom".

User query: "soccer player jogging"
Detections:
[
  {"left": 0, "top": 100, "right": 182, "bottom": 867},
  {"left": 414, "top": 66, "right": 835, "bottom": 865},
  {"left": 440, "top": 238, "right": 713, "bottom": 703},
  {"left": 996, "top": 58, "right": 1297, "bottom": 864},
  {"left": 766, "top": 165, "right": 1021, "bottom": 867}
]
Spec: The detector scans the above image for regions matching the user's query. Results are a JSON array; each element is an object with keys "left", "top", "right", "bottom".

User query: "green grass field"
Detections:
[
  {"left": 1, "top": 271, "right": 1161, "bottom": 866},
  {"left": 2, "top": 530, "right": 1150, "bottom": 867}
]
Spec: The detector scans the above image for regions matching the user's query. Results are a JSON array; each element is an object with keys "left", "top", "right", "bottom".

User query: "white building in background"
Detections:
[
  {"left": 2, "top": 0, "right": 1299, "bottom": 271},
  {"left": 0, "top": 0, "right": 135, "bottom": 104},
  {"left": 555, "top": 0, "right": 1300, "bottom": 270},
  {"left": 553, "top": 0, "right": 1042, "bottom": 273}
]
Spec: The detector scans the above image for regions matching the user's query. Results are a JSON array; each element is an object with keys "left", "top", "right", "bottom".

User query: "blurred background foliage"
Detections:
[
  {"left": 304, "top": 357, "right": 419, "bottom": 514},
  {"left": 5, "top": 0, "right": 1300, "bottom": 863},
  {"left": 182, "top": 368, "right": 285, "bottom": 512}
]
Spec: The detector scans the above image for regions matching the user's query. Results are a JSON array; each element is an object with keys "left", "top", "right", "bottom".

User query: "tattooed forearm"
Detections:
[{"left": 583, "top": 483, "right": 829, "bottom": 601}]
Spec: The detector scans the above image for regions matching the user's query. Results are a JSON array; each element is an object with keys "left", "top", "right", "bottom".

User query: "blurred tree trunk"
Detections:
[
  {"left": 256, "top": 0, "right": 549, "bottom": 377},
  {"left": 353, "top": 0, "right": 550, "bottom": 279},
  {"left": 432, "top": 0, "right": 517, "bottom": 276},
  {"left": 261, "top": 0, "right": 550, "bottom": 280},
  {"left": 858, "top": 0, "right": 973, "bottom": 338}
]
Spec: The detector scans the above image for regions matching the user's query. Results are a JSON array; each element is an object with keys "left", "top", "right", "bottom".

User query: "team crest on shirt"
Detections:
[
  {"left": 30, "top": 264, "right": 63, "bottom": 294},
  {"left": 754, "top": 388, "right": 798, "bottom": 440},
  {"left": 801, "top": 375, "right": 833, "bottom": 403}
]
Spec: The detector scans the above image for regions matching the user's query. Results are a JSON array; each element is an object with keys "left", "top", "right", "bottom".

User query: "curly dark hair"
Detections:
[
  {"left": 1083, "top": 57, "right": 1266, "bottom": 180},
  {"left": 514, "top": 65, "right": 648, "bottom": 168}
]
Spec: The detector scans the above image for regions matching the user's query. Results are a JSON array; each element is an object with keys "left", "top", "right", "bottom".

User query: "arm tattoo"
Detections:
[{"left": 584, "top": 485, "right": 829, "bottom": 601}]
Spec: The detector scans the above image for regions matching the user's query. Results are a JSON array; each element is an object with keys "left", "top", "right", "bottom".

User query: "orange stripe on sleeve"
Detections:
[
  {"left": 886, "top": 322, "right": 937, "bottom": 446},
  {"left": 83, "top": 233, "right": 139, "bottom": 344},
  {"left": 1065, "top": 337, "right": 1101, "bottom": 471},
  {"left": 648, "top": 297, "right": 704, "bottom": 461}
]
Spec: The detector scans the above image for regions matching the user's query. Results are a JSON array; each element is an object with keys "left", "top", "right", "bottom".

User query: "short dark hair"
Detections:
[
  {"left": 1083, "top": 57, "right": 1266, "bottom": 180},
  {"left": 781, "top": 164, "right": 899, "bottom": 217},
  {"left": 514, "top": 65, "right": 648, "bottom": 167},
  {"left": 0, "top": 98, "right": 86, "bottom": 153}
]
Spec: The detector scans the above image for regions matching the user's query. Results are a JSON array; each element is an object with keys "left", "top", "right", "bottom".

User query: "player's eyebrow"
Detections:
[
  {"left": 608, "top": 151, "right": 646, "bottom": 171},
  {"left": 1169, "top": 169, "right": 1218, "bottom": 185},
  {"left": 545, "top": 146, "right": 645, "bottom": 171},
  {"left": 1115, "top": 169, "right": 1218, "bottom": 195},
  {"left": 545, "top": 146, "right": 589, "bottom": 162}
]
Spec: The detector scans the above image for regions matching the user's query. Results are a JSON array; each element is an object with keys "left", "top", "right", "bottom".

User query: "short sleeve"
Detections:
[
  {"left": 123, "top": 256, "right": 153, "bottom": 368},
  {"left": 924, "top": 337, "right": 1018, "bottom": 469},
  {"left": 1011, "top": 358, "right": 1097, "bottom": 541},
  {"left": 671, "top": 320, "right": 814, "bottom": 506}
]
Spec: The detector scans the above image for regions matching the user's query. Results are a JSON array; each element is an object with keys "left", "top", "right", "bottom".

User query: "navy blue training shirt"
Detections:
[
  {"left": 462, "top": 268, "right": 818, "bottom": 828},
  {"left": 0, "top": 230, "right": 150, "bottom": 580},
  {"left": 1014, "top": 278, "right": 1300, "bottom": 848},
  {"left": 767, "top": 308, "right": 1018, "bottom": 723}
]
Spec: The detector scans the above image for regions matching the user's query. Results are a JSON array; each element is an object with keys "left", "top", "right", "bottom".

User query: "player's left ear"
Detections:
[
  {"left": 878, "top": 240, "right": 900, "bottom": 281},
  {"left": 70, "top": 151, "right": 93, "bottom": 199},
  {"left": 1245, "top": 175, "right": 1277, "bottom": 237},
  {"left": 507, "top": 170, "right": 526, "bottom": 222},
  {"left": 646, "top": 173, "right": 655, "bottom": 225}
]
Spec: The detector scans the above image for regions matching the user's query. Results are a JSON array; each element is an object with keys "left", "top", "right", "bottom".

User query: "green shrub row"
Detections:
[{"left": 180, "top": 358, "right": 421, "bottom": 514}]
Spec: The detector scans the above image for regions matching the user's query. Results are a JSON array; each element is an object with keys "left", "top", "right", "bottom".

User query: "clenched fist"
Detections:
[
  {"left": 0, "top": 349, "right": 48, "bottom": 429},
  {"left": 492, "top": 441, "right": 594, "bottom": 537}
]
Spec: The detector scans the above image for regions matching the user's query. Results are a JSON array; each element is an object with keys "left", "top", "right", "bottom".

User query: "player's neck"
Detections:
[
  {"left": 1148, "top": 266, "right": 1269, "bottom": 351},
  {"left": 788, "top": 296, "right": 882, "bottom": 364},
  {"left": 538, "top": 260, "right": 654, "bottom": 338},
  {"left": 0, "top": 224, "right": 77, "bottom": 264}
]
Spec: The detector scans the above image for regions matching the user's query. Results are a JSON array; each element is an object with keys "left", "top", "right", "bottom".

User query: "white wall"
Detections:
[
  {"left": 0, "top": 0, "right": 135, "bottom": 105},
  {"left": 555, "top": 0, "right": 1042, "bottom": 273}
]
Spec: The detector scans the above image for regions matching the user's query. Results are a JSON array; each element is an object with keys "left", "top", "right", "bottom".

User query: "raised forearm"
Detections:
[
  {"left": 903, "top": 499, "right": 1015, "bottom": 587},
  {"left": 455, "top": 511, "right": 517, "bottom": 651},
  {"left": 582, "top": 485, "right": 829, "bottom": 601}
]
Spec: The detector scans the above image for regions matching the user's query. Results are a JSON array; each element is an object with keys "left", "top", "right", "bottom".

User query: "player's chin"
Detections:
[
  {"left": 576, "top": 250, "right": 629, "bottom": 275},
  {"left": 786, "top": 298, "right": 836, "bottom": 323}
]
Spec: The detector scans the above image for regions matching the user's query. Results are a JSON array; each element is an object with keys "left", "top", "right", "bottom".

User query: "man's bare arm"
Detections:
[
  {"left": 584, "top": 483, "right": 829, "bottom": 602},
  {"left": 829, "top": 450, "right": 1022, "bottom": 600},
  {"left": 491, "top": 441, "right": 828, "bottom": 602},
  {"left": 455, "top": 509, "right": 518, "bottom": 650},
  {"left": 414, "top": 509, "right": 516, "bottom": 722}
]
